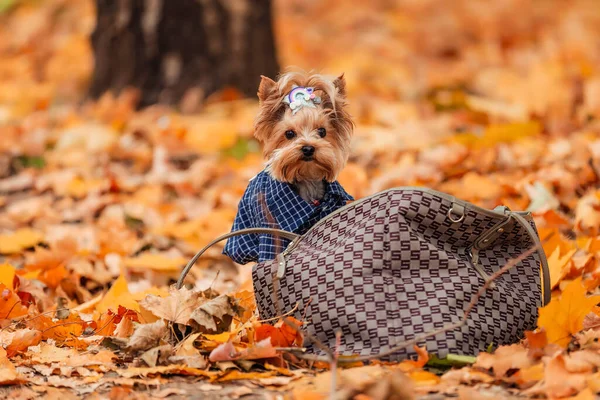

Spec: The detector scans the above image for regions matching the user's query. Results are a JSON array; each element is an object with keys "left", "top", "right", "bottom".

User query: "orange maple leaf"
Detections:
[
  {"left": 255, "top": 317, "right": 303, "bottom": 347},
  {"left": 400, "top": 345, "right": 429, "bottom": 369},
  {"left": 5, "top": 329, "right": 42, "bottom": 357},
  {"left": 0, "top": 284, "right": 29, "bottom": 320},
  {"left": 547, "top": 247, "right": 576, "bottom": 289},
  {"left": 27, "top": 314, "right": 87, "bottom": 349},
  {"left": 538, "top": 277, "right": 600, "bottom": 348}
]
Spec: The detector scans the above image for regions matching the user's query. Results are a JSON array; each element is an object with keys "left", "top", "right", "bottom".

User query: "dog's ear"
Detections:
[
  {"left": 258, "top": 75, "right": 278, "bottom": 102},
  {"left": 333, "top": 74, "right": 346, "bottom": 97}
]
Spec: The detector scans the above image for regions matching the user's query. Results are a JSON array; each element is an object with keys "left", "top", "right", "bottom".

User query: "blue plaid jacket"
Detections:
[{"left": 223, "top": 171, "right": 353, "bottom": 264}]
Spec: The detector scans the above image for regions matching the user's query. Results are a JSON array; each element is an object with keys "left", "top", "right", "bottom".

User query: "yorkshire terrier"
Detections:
[{"left": 223, "top": 71, "right": 354, "bottom": 264}]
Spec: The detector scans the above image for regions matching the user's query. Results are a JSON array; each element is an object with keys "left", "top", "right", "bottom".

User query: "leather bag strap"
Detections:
[
  {"left": 176, "top": 228, "right": 299, "bottom": 289},
  {"left": 511, "top": 212, "right": 552, "bottom": 306}
]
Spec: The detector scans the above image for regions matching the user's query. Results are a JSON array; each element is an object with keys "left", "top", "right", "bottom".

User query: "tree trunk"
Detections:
[{"left": 89, "top": 0, "right": 279, "bottom": 108}]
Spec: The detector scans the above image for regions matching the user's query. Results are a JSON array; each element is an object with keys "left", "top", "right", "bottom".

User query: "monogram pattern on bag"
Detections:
[{"left": 252, "top": 189, "right": 543, "bottom": 361}]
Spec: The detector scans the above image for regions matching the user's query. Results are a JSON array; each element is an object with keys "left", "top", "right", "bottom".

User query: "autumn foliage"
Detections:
[{"left": 2, "top": 0, "right": 600, "bottom": 398}]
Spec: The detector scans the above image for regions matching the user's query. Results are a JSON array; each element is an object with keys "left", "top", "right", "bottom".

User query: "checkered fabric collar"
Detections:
[{"left": 257, "top": 171, "right": 353, "bottom": 233}]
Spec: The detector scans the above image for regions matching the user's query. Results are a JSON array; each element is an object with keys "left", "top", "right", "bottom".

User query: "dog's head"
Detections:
[{"left": 254, "top": 71, "right": 353, "bottom": 183}]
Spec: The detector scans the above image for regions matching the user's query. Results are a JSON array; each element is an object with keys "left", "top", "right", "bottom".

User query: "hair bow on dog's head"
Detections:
[{"left": 283, "top": 86, "right": 322, "bottom": 115}]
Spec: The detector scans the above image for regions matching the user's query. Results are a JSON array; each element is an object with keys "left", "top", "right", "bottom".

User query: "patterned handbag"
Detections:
[{"left": 178, "top": 188, "right": 550, "bottom": 361}]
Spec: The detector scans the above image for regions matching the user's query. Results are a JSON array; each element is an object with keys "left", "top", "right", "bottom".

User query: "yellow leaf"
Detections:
[
  {"left": 0, "top": 229, "right": 43, "bottom": 254},
  {"left": 0, "top": 264, "right": 15, "bottom": 288},
  {"left": 451, "top": 121, "right": 541, "bottom": 149},
  {"left": 65, "top": 177, "right": 107, "bottom": 198},
  {"left": 538, "top": 277, "right": 600, "bottom": 348},
  {"left": 214, "top": 370, "right": 277, "bottom": 382},
  {"left": 20, "top": 270, "right": 40, "bottom": 280},
  {"left": 203, "top": 332, "right": 231, "bottom": 343},
  {"left": 512, "top": 363, "right": 545, "bottom": 387},
  {"left": 548, "top": 247, "right": 576, "bottom": 289},
  {"left": 408, "top": 370, "right": 441, "bottom": 386},
  {"left": 123, "top": 253, "right": 187, "bottom": 272},
  {"left": 130, "top": 287, "right": 169, "bottom": 302},
  {"left": 96, "top": 275, "right": 140, "bottom": 313}
]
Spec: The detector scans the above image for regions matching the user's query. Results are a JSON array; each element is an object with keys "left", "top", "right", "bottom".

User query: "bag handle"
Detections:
[
  {"left": 511, "top": 212, "right": 551, "bottom": 306},
  {"left": 176, "top": 228, "right": 299, "bottom": 289}
]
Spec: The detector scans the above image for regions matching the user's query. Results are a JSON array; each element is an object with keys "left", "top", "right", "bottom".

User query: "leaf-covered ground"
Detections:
[{"left": 2, "top": 0, "right": 600, "bottom": 398}]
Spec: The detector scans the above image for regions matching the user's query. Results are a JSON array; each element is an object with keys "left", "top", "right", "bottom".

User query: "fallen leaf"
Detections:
[
  {"left": 27, "top": 314, "right": 86, "bottom": 348},
  {"left": 525, "top": 329, "right": 548, "bottom": 358},
  {"left": 254, "top": 317, "right": 303, "bottom": 347},
  {"left": 123, "top": 253, "right": 187, "bottom": 272},
  {"left": 139, "top": 286, "right": 203, "bottom": 324},
  {"left": 96, "top": 275, "right": 140, "bottom": 313},
  {"left": 5, "top": 328, "right": 42, "bottom": 357},
  {"left": 214, "top": 370, "right": 277, "bottom": 382},
  {"left": 140, "top": 344, "right": 173, "bottom": 367},
  {"left": 188, "top": 294, "right": 240, "bottom": 333},
  {"left": 397, "top": 345, "right": 429, "bottom": 370},
  {"left": 116, "top": 365, "right": 214, "bottom": 378},
  {"left": 209, "top": 338, "right": 277, "bottom": 362},
  {"left": 538, "top": 277, "right": 600, "bottom": 348},
  {"left": 0, "top": 348, "right": 22, "bottom": 385},
  {"left": 407, "top": 370, "right": 440, "bottom": 386},
  {"left": 547, "top": 247, "right": 577, "bottom": 289},
  {"left": 0, "top": 264, "right": 16, "bottom": 288},
  {"left": 475, "top": 344, "right": 534, "bottom": 378},
  {"left": 0, "top": 283, "right": 29, "bottom": 320},
  {"left": 0, "top": 228, "right": 43, "bottom": 254},
  {"left": 126, "top": 320, "right": 168, "bottom": 352},
  {"left": 526, "top": 353, "right": 588, "bottom": 398}
]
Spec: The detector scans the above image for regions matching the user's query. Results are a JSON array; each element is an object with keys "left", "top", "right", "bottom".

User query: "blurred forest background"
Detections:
[{"left": 2, "top": 0, "right": 600, "bottom": 398}]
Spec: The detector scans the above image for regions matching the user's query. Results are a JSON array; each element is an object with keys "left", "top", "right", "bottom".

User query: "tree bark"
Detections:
[{"left": 89, "top": 0, "right": 279, "bottom": 108}]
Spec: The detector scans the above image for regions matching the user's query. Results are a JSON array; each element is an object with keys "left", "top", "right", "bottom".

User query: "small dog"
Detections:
[{"left": 223, "top": 71, "right": 354, "bottom": 264}]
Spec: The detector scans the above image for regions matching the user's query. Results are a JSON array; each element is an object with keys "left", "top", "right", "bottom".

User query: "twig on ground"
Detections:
[{"left": 331, "top": 330, "right": 342, "bottom": 400}]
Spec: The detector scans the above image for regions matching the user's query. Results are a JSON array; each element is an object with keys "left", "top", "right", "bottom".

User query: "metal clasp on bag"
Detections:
[
  {"left": 447, "top": 203, "right": 465, "bottom": 223},
  {"left": 469, "top": 248, "right": 496, "bottom": 289},
  {"left": 276, "top": 237, "right": 300, "bottom": 279},
  {"left": 468, "top": 207, "right": 514, "bottom": 288}
]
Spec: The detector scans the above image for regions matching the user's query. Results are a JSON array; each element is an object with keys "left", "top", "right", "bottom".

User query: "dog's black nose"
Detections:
[{"left": 301, "top": 146, "right": 315, "bottom": 157}]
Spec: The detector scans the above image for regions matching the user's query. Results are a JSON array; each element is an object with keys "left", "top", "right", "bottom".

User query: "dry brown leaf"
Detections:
[
  {"left": 30, "top": 342, "right": 116, "bottom": 367},
  {"left": 116, "top": 365, "right": 214, "bottom": 379},
  {"left": 188, "top": 294, "right": 240, "bottom": 333},
  {"left": 126, "top": 320, "right": 168, "bottom": 352},
  {"left": 114, "top": 313, "right": 135, "bottom": 338},
  {"left": 140, "top": 344, "right": 173, "bottom": 368},
  {"left": 139, "top": 286, "right": 203, "bottom": 324}
]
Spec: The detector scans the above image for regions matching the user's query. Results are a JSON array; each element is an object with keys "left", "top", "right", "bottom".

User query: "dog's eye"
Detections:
[
  {"left": 285, "top": 130, "right": 296, "bottom": 140},
  {"left": 317, "top": 127, "right": 326, "bottom": 138}
]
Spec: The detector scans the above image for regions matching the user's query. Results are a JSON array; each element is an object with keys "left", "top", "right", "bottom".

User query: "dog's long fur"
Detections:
[{"left": 254, "top": 71, "right": 353, "bottom": 202}]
